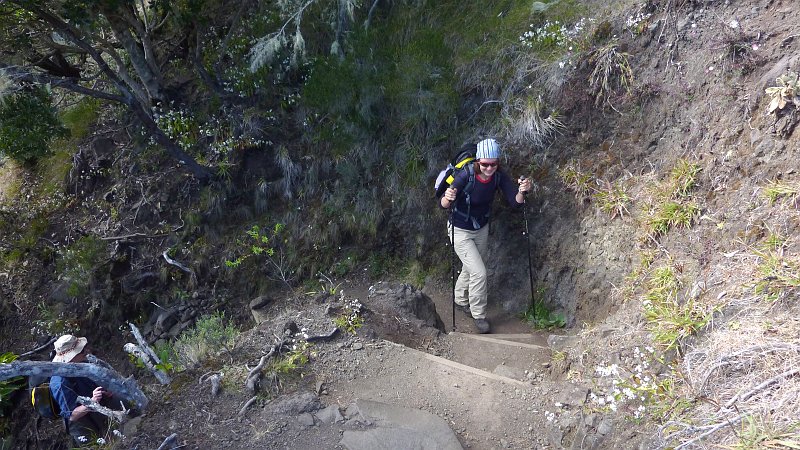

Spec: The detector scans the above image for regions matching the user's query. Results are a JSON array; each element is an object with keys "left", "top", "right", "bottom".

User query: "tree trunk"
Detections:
[{"left": 0, "top": 361, "right": 149, "bottom": 411}]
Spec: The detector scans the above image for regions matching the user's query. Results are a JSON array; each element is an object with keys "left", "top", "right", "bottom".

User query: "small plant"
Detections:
[
  {"left": 765, "top": 71, "right": 800, "bottom": 114},
  {"left": 128, "top": 341, "right": 175, "bottom": 373},
  {"left": 593, "top": 180, "right": 631, "bottom": 219},
  {"left": 271, "top": 341, "right": 311, "bottom": 374},
  {"left": 751, "top": 244, "right": 800, "bottom": 300},
  {"left": 668, "top": 159, "right": 701, "bottom": 199},
  {"left": 591, "top": 346, "right": 689, "bottom": 422},
  {"left": 647, "top": 201, "right": 700, "bottom": 236},
  {"left": 762, "top": 180, "right": 798, "bottom": 205},
  {"left": 0, "top": 353, "right": 25, "bottom": 416},
  {"left": 172, "top": 312, "right": 239, "bottom": 369},
  {"left": 519, "top": 286, "right": 566, "bottom": 329},
  {"left": 559, "top": 161, "right": 593, "bottom": 201},
  {"left": 56, "top": 235, "right": 106, "bottom": 298},
  {"left": 589, "top": 39, "right": 633, "bottom": 108},
  {"left": 226, "top": 223, "right": 296, "bottom": 287},
  {"left": 641, "top": 265, "right": 713, "bottom": 352},
  {"left": 333, "top": 298, "right": 364, "bottom": 335}
]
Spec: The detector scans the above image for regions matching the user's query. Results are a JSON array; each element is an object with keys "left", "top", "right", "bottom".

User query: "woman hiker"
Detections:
[{"left": 440, "top": 138, "right": 531, "bottom": 333}]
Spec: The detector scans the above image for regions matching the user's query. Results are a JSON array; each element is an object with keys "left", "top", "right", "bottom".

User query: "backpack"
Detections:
[
  {"left": 434, "top": 145, "right": 476, "bottom": 200},
  {"left": 30, "top": 380, "right": 60, "bottom": 419}
]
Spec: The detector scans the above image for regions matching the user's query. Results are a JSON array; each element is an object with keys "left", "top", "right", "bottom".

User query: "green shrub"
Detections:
[
  {"left": 56, "top": 235, "right": 106, "bottom": 298},
  {"left": 0, "top": 353, "right": 25, "bottom": 417},
  {"left": 173, "top": 312, "right": 239, "bottom": 369},
  {"left": 60, "top": 97, "right": 101, "bottom": 140},
  {"left": 0, "top": 87, "right": 67, "bottom": 163}
]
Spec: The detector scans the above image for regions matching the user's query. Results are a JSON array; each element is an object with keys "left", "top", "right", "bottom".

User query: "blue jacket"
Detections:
[
  {"left": 50, "top": 375, "right": 98, "bottom": 421},
  {"left": 447, "top": 168, "right": 522, "bottom": 230}
]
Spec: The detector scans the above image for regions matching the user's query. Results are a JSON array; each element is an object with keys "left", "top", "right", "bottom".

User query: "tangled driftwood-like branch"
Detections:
[
  {"left": 125, "top": 322, "right": 171, "bottom": 385},
  {"left": 199, "top": 372, "right": 222, "bottom": 396},
  {"left": 76, "top": 395, "right": 130, "bottom": 423},
  {"left": 155, "top": 433, "right": 179, "bottom": 450},
  {"left": 245, "top": 340, "right": 286, "bottom": 394},
  {"left": 0, "top": 361, "right": 148, "bottom": 411}
]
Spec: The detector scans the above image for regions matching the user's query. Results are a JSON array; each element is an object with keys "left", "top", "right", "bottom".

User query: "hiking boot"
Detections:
[
  {"left": 474, "top": 318, "right": 491, "bottom": 334},
  {"left": 455, "top": 303, "right": 471, "bottom": 316}
]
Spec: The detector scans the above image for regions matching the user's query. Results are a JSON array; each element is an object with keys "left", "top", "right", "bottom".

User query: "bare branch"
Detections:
[
  {"left": 76, "top": 395, "right": 130, "bottom": 423},
  {"left": 0, "top": 361, "right": 148, "bottom": 411}
]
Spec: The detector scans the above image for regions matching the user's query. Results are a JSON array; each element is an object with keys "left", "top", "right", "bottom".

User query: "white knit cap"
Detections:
[{"left": 476, "top": 138, "right": 500, "bottom": 159}]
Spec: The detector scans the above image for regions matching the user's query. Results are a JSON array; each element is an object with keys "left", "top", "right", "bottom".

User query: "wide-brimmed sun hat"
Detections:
[{"left": 52, "top": 334, "right": 88, "bottom": 363}]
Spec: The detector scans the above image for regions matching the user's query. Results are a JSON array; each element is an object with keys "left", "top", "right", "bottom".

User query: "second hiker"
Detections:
[{"left": 440, "top": 138, "right": 531, "bottom": 333}]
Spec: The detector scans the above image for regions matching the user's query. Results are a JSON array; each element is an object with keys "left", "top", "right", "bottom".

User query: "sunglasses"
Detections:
[{"left": 479, "top": 161, "right": 498, "bottom": 168}]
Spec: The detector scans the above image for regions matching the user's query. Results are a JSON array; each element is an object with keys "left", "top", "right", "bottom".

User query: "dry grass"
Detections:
[{"left": 662, "top": 304, "right": 800, "bottom": 448}]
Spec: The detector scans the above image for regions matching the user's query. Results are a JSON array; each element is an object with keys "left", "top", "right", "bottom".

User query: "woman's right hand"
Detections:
[{"left": 444, "top": 187, "right": 457, "bottom": 202}]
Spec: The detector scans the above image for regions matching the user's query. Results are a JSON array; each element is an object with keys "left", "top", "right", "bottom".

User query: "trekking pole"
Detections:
[
  {"left": 450, "top": 208, "right": 456, "bottom": 331},
  {"left": 520, "top": 176, "right": 535, "bottom": 312}
]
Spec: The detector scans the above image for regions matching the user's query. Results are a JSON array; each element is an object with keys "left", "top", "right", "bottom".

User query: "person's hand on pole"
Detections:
[
  {"left": 516, "top": 176, "right": 531, "bottom": 203},
  {"left": 441, "top": 186, "right": 458, "bottom": 208}
]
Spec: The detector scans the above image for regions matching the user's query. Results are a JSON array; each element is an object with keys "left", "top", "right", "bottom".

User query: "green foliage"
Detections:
[
  {"left": 519, "top": 285, "right": 565, "bottom": 329},
  {"left": 173, "top": 312, "right": 240, "bottom": 370},
  {"left": 271, "top": 341, "right": 311, "bottom": 374},
  {"left": 647, "top": 201, "right": 700, "bottom": 236},
  {"left": 752, "top": 235, "right": 800, "bottom": 301},
  {"left": 0, "top": 87, "right": 67, "bottom": 163},
  {"left": 762, "top": 180, "right": 798, "bottom": 205},
  {"left": 333, "top": 299, "right": 364, "bottom": 335},
  {"left": 128, "top": 342, "right": 175, "bottom": 374},
  {"left": 641, "top": 265, "right": 714, "bottom": 351},
  {"left": 56, "top": 235, "right": 106, "bottom": 298},
  {"left": 60, "top": 97, "right": 101, "bottom": 140},
  {"left": 0, "top": 88, "right": 67, "bottom": 163},
  {"left": 645, "top": 159, "right": 702, "bottom": 237},
  {"left": 559, "top": 161, "right": 593, "bottom": 201},
  {"left": 226, "top": 223, "right": 296, "bottom": 287},
  {"left": 593, "top": 180, "right": 630, "bottom": 219},
  {"left": 0, "top": 353, "right": 25, "bottom": 416}
]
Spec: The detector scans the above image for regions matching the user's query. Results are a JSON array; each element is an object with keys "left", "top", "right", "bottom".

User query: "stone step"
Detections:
[{"left": 444, "top": 332, "right": 553, "bottom": 380}]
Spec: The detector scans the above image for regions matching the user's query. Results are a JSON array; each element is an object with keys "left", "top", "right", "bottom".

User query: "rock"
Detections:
[
  {"left": 249, "top": 296, "right": 273, "bottom": 325},
  {"left": 547, "top": 334, "right": 579, "bottom": 351},
  {"left": 315, "top": 404, "right": 344, "bottom": 424},
  {"left": 493, "top": 365, "right": 526, "bottom": 380},
  {"left": 154, "top": 309, "right": 179, "bottom": 336},
  {"left": 553, "top": 384, "right": 590, "bottom": 407},
  {"left": 352, "top": 342, "right": 364, "bottom": 350},
  {"left": 267, "top": 392, "right": 321, "bottom": 415},
  {"left": 339, "top": 400, "right": 462, "bottom": 450},
  {"left": 297, "top": 413, "right": 315, "bottom": 427},
  {"left": 123, "top": 416, "right": 142, "bottom": 436}
]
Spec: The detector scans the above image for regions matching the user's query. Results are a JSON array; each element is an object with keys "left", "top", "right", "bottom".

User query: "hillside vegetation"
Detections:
[{"left": 1, "top": 0, "right": 800, "bottom": 448}]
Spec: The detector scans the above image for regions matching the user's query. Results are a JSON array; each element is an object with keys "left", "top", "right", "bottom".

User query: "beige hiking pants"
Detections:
[{"left": 448, "top": 222, "right": 489, "bottom": 319}]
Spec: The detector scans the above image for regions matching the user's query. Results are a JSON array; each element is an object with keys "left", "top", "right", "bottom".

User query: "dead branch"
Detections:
[
  {"left": 156, "top": 433, "right": 179, "bottom": 450},
  {"left": 0, "top": 361, "right": 148, "bottom": 411},
  {"left": 306, "top": 327, "right": 340, "bottom": 343},
  {"left": 238, "top": 395, "right": 258, "bottom": 419},
  {"left": 199, "top": 372, "right": 222, "bottom": 396},
  {"left": 162, "top": 250, "right": 197, "bottom": 285},
  {"left": 245, "top": 340, "right": 286, "bottom": 394},
  {"left": 129, "top": 322, "right": 162, "bottom": 366},
  {"left": 76, "top": 395, "right": 129, "bottom": 423},
  {"left": 19, "top": 336, "right": 58, "bottom": 358},
  {"left": 124, "top": 343, "right": 171, "bottom": 385},
  {"left": 722, "top": 367, "right": 800, "bottom": 411}
]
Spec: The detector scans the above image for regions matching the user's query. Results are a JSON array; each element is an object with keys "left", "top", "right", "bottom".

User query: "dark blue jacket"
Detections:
[
  {"left": 50, "top": 375, "right": 98, "bottom": 421},
  {"left": 447, "top": 168, "right": 522, "bottom": 230}
]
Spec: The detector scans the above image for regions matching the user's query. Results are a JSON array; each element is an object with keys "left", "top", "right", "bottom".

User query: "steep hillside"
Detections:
[{"left": 1, "top": 0, "right": 800, "bottom": 448}]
